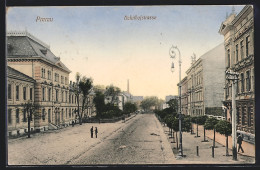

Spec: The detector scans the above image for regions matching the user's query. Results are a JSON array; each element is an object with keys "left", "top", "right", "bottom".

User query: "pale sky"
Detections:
[{"left": 6, "top": 5, "right": 245, "bottom": 100}]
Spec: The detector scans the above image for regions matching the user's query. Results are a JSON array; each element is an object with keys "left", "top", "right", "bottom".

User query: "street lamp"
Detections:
[
  {"left": 169, "top": 45, "right": 183, "bottom": 157},
  {"left": 225, "top": 69, "right": 239, "bottom": 161}
]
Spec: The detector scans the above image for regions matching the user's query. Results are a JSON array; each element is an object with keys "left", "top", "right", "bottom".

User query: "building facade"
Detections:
[
  {"left": 178, "top": 76, "right": 188, "bottom": 115},
  {"left": 180, "top": 43, "right": 225, "bottom": 117},
  {"left": 219, "top": 5, "right": 254, "bottom": 143},
  {"left": 7, "top": 66, "right": 36, "bottom": 136},
  {"left": 7, "top": 31, "right": 95, "bottom": 136}
]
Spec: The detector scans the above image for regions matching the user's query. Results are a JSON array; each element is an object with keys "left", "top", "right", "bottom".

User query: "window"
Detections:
[
  {"left": 241, "top": 73, "right": 244, "bottom": 93},
  {"left": 248, "top": 107, "right": 252, "bottom": 127},
  {"left": 61, "top": 76, "right": 64, "bottom": 84},
  {"left": 69, "top": 109, "right": 71, "bottom": 118},
  {"left": 48, "top": 88, "right": 51, "bottom": 101},
  {"left": 23, "top": 87, "right": 27, "bottom": 100},
  {"left": 41, "top": 68, "right": 46, "bottom": 78},
  {"left": 236, "top": 44, "right": 239, "bottom": 62},
  {"left": 48, "top": 109, "right": 51, "bottom": 123},
  {"left": 55, "top": 73, "right": 59, "bottom": 82},
  {"left": 240, "top": 40, "right": 244, "bottom": 59},
  {"left": 56, "top": 90, "right": 59, "bottom": 102},
  {"left": 42, "top": 109, "right": 45, "bottom": 121},
  {"left": 42, "top": 87, "right": 45, "bottom": 101},
  {"left": 62, "top": 91, "right": 64, "bottom": 102},
  {"left": 30, "top": 88, "right": 33, "bottom": 100},
  {"left": 16, "top": 109, "right": 20, "bottom": 123},
  {"left": 8, "top": 109, "right": 12, "bottom": 124},
  {"left": 246, "top": 36, "right": 250, "bottom": 57},
  {"left": 23, "top": 109, "right": 27, "bottom": 122},
  {"left": 48, "top": 70, "right": 52, "bottom": 80},
  {"left": 242, "top": 106, "right": 246, "bottom": 125},
  {"left": 69, "top": 94, "right": 71, "bottom": 103},
  {"left": 65, "top": 77, "right": 68, "bottom": 85},
  {"left": 246, "top": 70, "right": 251, "bottom": 91},
  {"left": 227, "top": 49, "right": 230, "bottom": 67},
  {"left": 16, "top": 85, "right": 19, "bottom": 100},
  {"left": 66, "top": 108, "right": 67, "bottom": 119},
  {"left": 66, "top": 92, "right": 68, "bottom": 103},
  {"left": 236, "top": 107, "right": 240, "bottom": 124},
  {"left": 8, "top": 84, "right": 12, "bottom": 99}
]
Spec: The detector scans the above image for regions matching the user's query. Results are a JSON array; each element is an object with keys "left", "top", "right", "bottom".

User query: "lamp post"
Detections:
[
  {"left": 225, "top": 69, "right": 239, "bottom": 161},
  {"left": 169, "top": 45, "right": 183, "bottom": 157}
]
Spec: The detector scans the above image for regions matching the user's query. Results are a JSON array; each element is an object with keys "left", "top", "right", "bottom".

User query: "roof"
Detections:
[
  {"left": 7, "top": 66, "right": 36, "bottom": 83},
  {"left": 7, "top": 31, "right": 71, "bottom": 73}
]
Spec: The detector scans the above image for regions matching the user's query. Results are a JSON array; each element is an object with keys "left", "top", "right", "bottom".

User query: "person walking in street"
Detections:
[
  {"left": 90, "top": 126, "right": 94, "bottom": 138},
  {"left": 95, "top": 127, "right": 98, "bottom": 138},
  {"left": 237, "top": 134, "right": 244, "bottom": 153}
]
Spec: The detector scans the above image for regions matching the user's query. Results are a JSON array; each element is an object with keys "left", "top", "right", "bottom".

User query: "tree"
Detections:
[
  {"left": 204, "top": 117, "right": 219, "bottom": 148},
  {"left": 21, "top": 100, "right": 40, "bottom": 138},
  {"left": 104, "top": 85, "right": 121, "bottom": 105},
  {"left": 196, "top": 116, "right": 208, "bottom": 142},
  {"left": 93, "top": 90, "right": 105, "bottom": 119},
  {"left": 73, "top": 72, "right": 93, "bottom": 125},
  {"left": 167, "top": 98, "right": 178, "bottom": 112},
  {"left": 78, "top": 76, "right": 93, "bottom": 124},
  {"left": 215, "top": 120, "right": 232, "bottom": 156},
  {"left": 123, "top": 102, "right": 137, "bottom": 115},
  {"left": 140, "top": 96, "right": 159, "bottom": 111}
]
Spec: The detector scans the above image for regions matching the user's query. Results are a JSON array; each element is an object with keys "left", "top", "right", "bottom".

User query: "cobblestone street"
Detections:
[{"left": 7, "top": 113, "right": 175, "bottom": 165}]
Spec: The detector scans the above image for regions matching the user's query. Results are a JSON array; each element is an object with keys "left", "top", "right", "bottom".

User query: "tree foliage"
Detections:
[
  {"left": 204, "top": 117, "right": 219, "bottom": 130},
  {"left": 104, "top": 85, "right": 121, "bottom": 105},
  {"left": 123, "top": 102, "right": 137, "bottom": 114},
  {"left": 215, "top": 120, "right": 232, "bottom": 136},
  {"left": 74, "top": 72, "right": 93, "bottom": 125},
  {"left": 140, "top": 96, "right": 160, "bottom": 111},
  {"left": 166, "top": 98, "right": 178, "bottom": 112}
]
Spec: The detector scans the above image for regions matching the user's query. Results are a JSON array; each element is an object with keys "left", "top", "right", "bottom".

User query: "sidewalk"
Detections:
[
  {"left": 7, "top": 114, "right": 138, "bottom": 165},
  {"left": 161, "top": 124, "right": 255, "bottom": 164}
]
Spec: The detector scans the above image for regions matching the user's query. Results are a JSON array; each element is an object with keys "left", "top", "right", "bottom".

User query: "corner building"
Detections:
[
  {"left": 7, "top": 31, "right": 94, "bottom": 134},
  {"left": 219, "top": 5, "right": 255, "bottom": 144}
]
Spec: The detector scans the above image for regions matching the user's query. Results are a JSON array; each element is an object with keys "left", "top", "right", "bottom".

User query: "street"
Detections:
[{"left": 7, "top": 113, "right": 176, "bottom": 165}]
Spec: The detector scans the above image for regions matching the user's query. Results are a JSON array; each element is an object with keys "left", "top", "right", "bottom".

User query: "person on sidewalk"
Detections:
[
  {"left": 90, "top": 126, "right": 94, "bottom": 138},
  {"left": 95, "top": 127, "right": 98, "bottom": 138},
  {"left": 237, "top": 134, "right": 244, "bottom": 153}
]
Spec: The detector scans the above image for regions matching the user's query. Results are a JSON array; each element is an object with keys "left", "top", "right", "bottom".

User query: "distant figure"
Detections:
[
  {"left": 95, "top": 127, "right": 98, "bottom": 138},
  {"left": 72, "top": 120, "right": 74, "bottom": 127},
  {"left": 90, "top": 126, "right": 94, "bottom": 138},
  {"left": 237, "top": 134, "right": 244, "bottom": 153}
]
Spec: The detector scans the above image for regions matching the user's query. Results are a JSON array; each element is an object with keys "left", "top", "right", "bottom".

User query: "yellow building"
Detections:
[{"left": 7, "top": 31, "right": 95, "bottom": 136}]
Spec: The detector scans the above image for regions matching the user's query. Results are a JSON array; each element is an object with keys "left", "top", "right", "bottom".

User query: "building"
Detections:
[
  {"left": 7, "top": 66, "right": 36, "bottom": 136},
  {"left": 7, "top": 31, "right": 95, "bottom": 136},
  {"left": 219, "top": 5, "right": 254, "bottom": 143},
  {"left": 180, "top": 43, "right": 225, "bottom": 117},
  {"left": 178, "top": 76, "right": 188, "bottom": 115}
]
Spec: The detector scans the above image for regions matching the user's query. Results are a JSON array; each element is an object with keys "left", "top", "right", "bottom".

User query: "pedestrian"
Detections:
[
  {"left": 237, "top": 134, "right": 244, "bottom": 153},
  {"left": 95, "top": 127, "right": 98, "bottom": 138},
  {"left": 72, "top": 120, "right": 74, "bottom": 127},
  {"left": 90, "top": 126, "right": 94, "bottom": 138}
]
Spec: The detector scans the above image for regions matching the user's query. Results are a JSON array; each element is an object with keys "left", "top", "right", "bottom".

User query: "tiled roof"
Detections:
[
  {"left": 7, "top": 66, "right": 35, "bottom": 83},
  {"left": 7, "top": 31, "right": 71, "bottom": 73}
]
